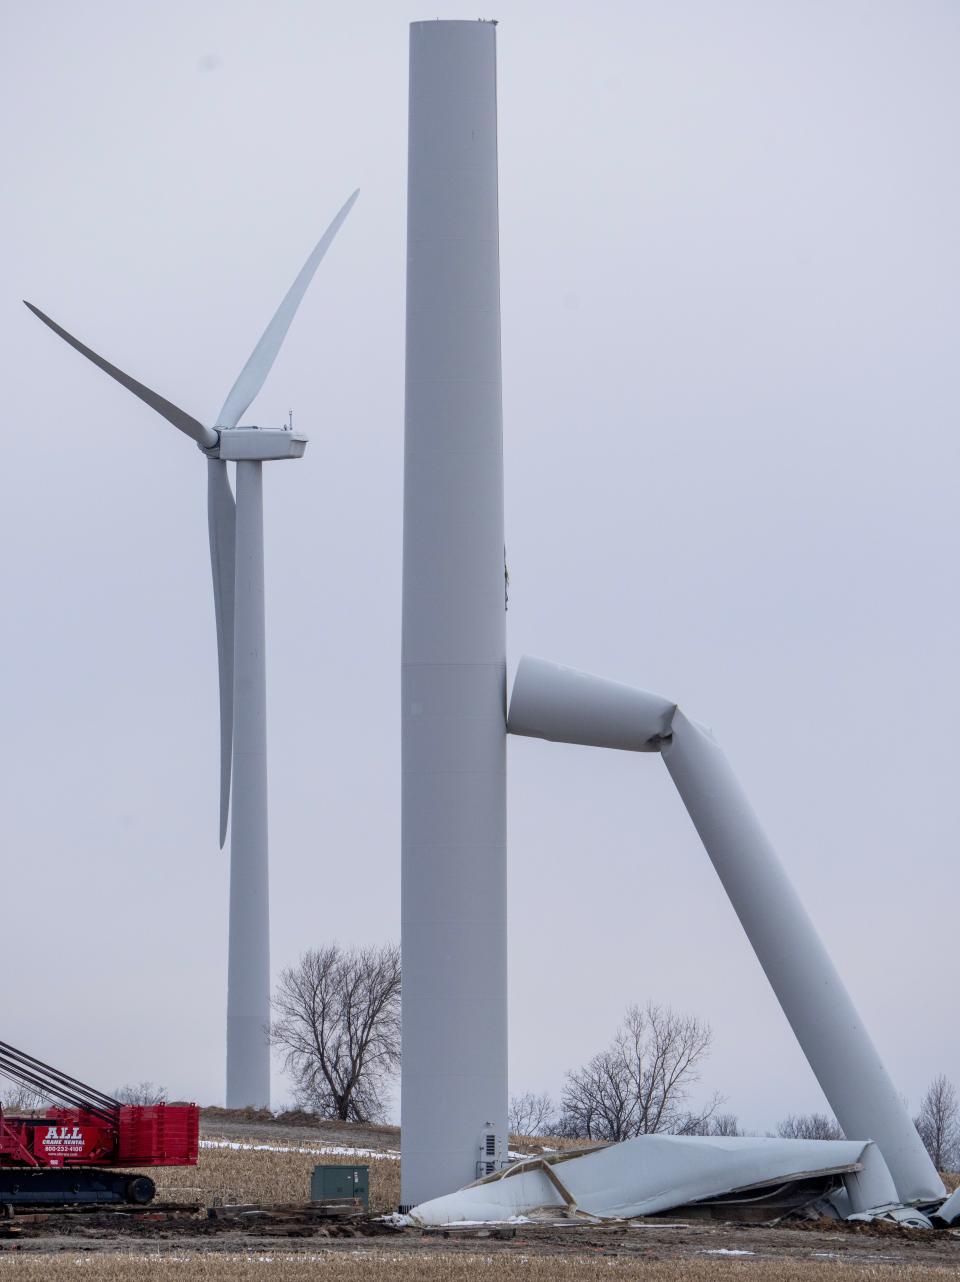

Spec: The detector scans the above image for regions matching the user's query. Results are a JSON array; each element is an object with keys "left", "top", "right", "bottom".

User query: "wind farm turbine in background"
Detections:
[{"left": 25, "top": 189, "right": 358, "bottom": 1107}]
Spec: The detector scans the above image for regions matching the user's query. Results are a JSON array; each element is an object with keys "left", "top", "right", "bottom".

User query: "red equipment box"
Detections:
[
  {"left": 0, "top": 1104, "right": 199, "bottom": 1170},
  {"left": 117, "top": 1104, "right": 200, "bottom": 1167}
]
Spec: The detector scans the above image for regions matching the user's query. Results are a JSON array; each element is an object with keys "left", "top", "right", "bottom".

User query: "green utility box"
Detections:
[{"left": 310, "top": 1164, "right": 369, "bottom": 1208}]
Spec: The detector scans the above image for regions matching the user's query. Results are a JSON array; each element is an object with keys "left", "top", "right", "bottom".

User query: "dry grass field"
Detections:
[
  {"left": 1, "top": 1254, "right": 959, "bottom": 1281},
  {"left": 138, "top": 1137, "right": 400, "bottom": 1212}
]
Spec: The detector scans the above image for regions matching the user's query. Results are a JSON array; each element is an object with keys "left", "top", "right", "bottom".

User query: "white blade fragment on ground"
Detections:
[
  {"left": 932, "top": 1184, "right": 960, "bottom": 1227},
  {"left": 408, "top": 1134, "right": 890, "bottom": 1226}
]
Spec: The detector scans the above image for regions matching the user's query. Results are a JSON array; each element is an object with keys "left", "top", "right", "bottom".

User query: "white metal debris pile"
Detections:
[
  {"left": 408, "top": 1135, "right": 959, "bottom": 1230},
  {"left": 933, "top": 1185, "right": 960, "bottom": 1228}
]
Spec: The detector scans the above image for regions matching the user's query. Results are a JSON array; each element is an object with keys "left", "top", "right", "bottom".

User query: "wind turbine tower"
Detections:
[
  {"left": 401, "top": 19, "right": 507, "bottom": 1207},
  {"left": 26, "top": 192, "right": 357, "bottom": 1107}
]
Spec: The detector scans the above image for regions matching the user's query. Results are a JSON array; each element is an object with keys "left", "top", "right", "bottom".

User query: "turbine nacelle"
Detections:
[{"left": 208, "top": 426, "right": 308, "bottom": 462}]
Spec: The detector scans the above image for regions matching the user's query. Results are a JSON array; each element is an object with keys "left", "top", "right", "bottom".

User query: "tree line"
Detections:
[
  {"left": 11, "top": 940, "right": 953, "bottom": 1173},
  {"left": 266, "top": 942, "right": 960, "bottom": 1173}
]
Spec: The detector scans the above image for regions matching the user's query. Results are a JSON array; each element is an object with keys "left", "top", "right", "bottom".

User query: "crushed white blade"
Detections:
[{"left": 408, "top": 1133, "right": 912, "bottom": 1227}]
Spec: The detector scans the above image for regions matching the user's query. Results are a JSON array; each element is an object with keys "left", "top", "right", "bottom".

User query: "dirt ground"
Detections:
[
  {"left": 2, "top": 1212, "right": 960, "bottom": 1277},
  {"left": 0, "top": 1115, "right": 956, "bottom": 1278}
]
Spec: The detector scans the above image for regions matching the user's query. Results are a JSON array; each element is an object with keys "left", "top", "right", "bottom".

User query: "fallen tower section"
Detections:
[{"left": 505, "top": 655, "right": 944, "bottom": 1209}]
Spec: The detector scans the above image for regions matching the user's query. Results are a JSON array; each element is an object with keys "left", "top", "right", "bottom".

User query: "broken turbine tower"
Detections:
[{"left": 400, "top": 17, "right": 945, "bottom": 1219}]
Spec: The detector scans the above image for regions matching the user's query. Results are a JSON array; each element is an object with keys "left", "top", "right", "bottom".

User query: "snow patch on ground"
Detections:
[
  {"left": 200, "top": 1137, "right": 400, "bottom": 1161},
  {"left": 421, "top": 1216, "right": 533, "bottom": 1227},
  {"left": 377, "top": 1212, "right": 413, "bottom": 1228}
]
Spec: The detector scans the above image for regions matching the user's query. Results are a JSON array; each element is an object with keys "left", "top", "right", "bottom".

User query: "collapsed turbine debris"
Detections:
[
  {"left": 506, "top": 656, "right": 944, "bottom": 1212},
  {"left": 408, "top": 1134, "right": 949, "bottom": 1229},
  {"left": 24, "top": 189, "right": 358, "bottom": 1109}
]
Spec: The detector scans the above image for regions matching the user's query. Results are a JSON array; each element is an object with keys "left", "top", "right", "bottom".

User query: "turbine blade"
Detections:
[
  {"left": 24, "top": 302, "right": 217, "bottom": 448},
  {"left": 208, "top": 458, "right": 236, "bottom": 847},
  {"left": 216, "top": 189, "right": 359, "bottom": 428}
]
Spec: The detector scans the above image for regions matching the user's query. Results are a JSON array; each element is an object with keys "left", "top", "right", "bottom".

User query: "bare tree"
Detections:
[
  {"left": 915, "top": 1075, "right": 960, "bottom": 1173},
  {"left": 560, "top": 1003, "right": 714, "bottom": 1142},
  {"left": 708, "top": 1112, "right": 742, "bottom": 1137},
  {"left": 0, "top": 1082, "right": 48, "bottom": 1112},
  {"left": 619, "top": 1004, "right": 713, "bottom": 1135},
  {"left": 776, "top": 1112, "right": 843, "bottom": 1140},
  {"left": 271, "top": 943, "right": 401, "bottom": 1123},
  {"left": 671, "top": 1095, "right": 729, "bottom": 1136},
  {"left": 509, "top": 1091, "right": 556, "bottom": 1137},
  {"left": 114, "top": 1082, "right": 167, "bottom": 1106},
  {"left": 561, "top": 1046, "right": 635, "bottom": 1142}
]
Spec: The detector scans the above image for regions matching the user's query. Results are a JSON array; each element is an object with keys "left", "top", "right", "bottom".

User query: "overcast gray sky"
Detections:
[{"left": 2, "top": 1, "right": 957, "bottom": 1132}]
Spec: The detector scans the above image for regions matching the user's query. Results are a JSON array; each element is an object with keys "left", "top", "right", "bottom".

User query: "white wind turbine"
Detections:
[{"left": 25, "top": 190, "right": 358, "bottom": 1107}]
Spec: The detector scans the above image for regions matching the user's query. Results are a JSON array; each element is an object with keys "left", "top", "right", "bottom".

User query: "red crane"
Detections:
[{"left": 0, "top": 1040, "right": 198, "bottom": 1205}]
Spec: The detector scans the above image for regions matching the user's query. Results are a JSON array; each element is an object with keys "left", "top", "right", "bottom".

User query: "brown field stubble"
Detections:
[
  {"left": 135, "top": 1138, "right": 400, "bottom": 1212},
  {"left": 1, "top": 1255, "right": 959, "bottom": 1281}
]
